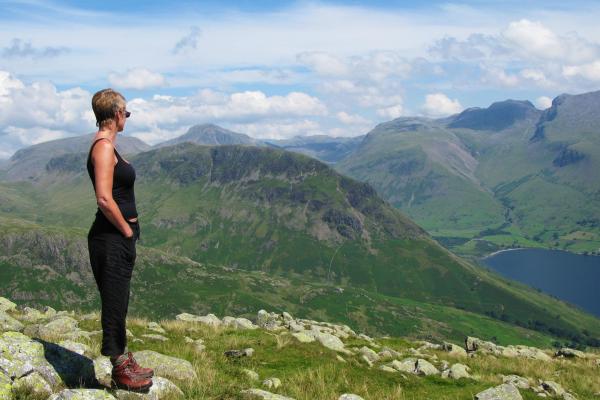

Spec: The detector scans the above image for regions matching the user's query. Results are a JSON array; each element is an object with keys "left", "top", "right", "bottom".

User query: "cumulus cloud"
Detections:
[
  {"left": 172, "top": 26, "right": 202, "bottom": 54},
  {"left": 108, "top": 68, "right": 167, "bottom": 90},
  {"left": 535, "top": 96, "right": 553, "bottom": 109},
  {"left": 229, "top": 119, "right": 321, "bottom": 140},
  {"left": 336, "top": 111, "right": 371, "bottom": 125},
  {"left": 376, "top": 104, "right": 404, "bottom": 119},
  {"left": 2, "top": 38, "right": 69, "bottom": 59},
  {"left": 421, "top": 93, "right": 462, "bottom": 117},
  {"left": 563, "top": 61, "right": 600, "bottom": 81}
]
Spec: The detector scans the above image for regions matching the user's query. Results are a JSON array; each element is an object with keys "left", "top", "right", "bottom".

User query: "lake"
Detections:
[{"left": 481, "top": 248, "right": 600, "bottom": 318}]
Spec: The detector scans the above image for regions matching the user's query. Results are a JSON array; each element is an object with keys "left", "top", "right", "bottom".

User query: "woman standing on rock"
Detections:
[{"left": 86, "top": 88, "right": 154, "bottom": 392}]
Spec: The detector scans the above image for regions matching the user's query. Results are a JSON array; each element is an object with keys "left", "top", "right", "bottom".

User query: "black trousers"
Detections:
[{"left": 87, "top": 213, "right": 140, "bottom": 357}]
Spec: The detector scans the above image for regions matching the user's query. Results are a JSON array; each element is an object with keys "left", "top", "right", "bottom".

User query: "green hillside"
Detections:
[
  {"left": 336, "top": 92, "right": 600, "bottom": 256},
  {"left": 1, "top": 144, "right": 600, "bottom": 348}
]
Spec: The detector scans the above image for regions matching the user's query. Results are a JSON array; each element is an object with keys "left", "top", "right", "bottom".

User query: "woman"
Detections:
[{"left": 86, "top": 88, "right": 153, "bottom": 392}]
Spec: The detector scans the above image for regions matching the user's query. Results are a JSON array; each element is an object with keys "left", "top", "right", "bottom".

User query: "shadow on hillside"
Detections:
[{"left": 34, "top": 338, "right": 103, "bottom": 389}]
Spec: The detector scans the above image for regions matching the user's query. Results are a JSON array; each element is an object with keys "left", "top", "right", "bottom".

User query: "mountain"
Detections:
[
  {"left": 2, "top": 133, "right": 150, "bottom": 182},
  {"left": 266, "top": 135, "right": 365, "bottom": 163},
  {"left": 336, "top": 90, "right": 600, "bottom": 255},
  {"left": 155, "top": 124, "right": 264, "bottom": 148},
  {"left": 1, "top": 143, "right": 600, "bottom": 347}
]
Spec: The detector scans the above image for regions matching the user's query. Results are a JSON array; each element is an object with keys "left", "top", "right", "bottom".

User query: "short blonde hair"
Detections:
[{"left": 91, "top": 88, "right": 126, "bottom": 127}]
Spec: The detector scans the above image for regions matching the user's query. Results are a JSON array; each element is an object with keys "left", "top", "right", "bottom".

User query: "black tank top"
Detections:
[{"left": 86, "top": 138, "right": 138, "bottom": 220}]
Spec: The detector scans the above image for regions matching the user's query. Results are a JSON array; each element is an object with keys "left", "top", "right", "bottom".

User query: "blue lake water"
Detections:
[{"left": 482, "top": 248, "right": 600, "bottom": 318}]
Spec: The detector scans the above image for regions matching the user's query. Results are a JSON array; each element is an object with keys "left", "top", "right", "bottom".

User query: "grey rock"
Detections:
[
  {"left": 38, "top": 316, "right": 79, "bottom": 340},
  {"left": 12, "top": 370, "right": 52, "bottom": 397},
  {"left": 502, "top": 375, "right": 530, "bottom": 389},
  {"left": 555, "top": 347, "right": 585, "bottom": 358},
  {"left": 358, "top": 346, "right": 379, "bottom": 362},
  {"left": 58, "top": 340, "right": 92, "bottom": 357},
  {"left": 0, "top": 311, "right": 24, "bottom": 332},
  {"left": 175, "top": 312, "right": 222, "bottom": 327},
  {"left": 314, "top": 332, "right": 351, "bottom": 354},
  {"left": 339, "top": 395, "right": 365, "bottom": 400},
  {"left": 541, "top": 381, "right": 566, "bottom": 396},
  {"left": 132, "top": 350, "right": 197, "bottom": 381},
  {"left": 0, "top": 298, "right": 16, "bottom": 313},
  {"left": 262, "top": 377, "right": 281, "bottom": 389},
  {"left": 444, "top": 363, "right": 470, "bottom": 379},
  {"left": 442, "top": 342, "right": 468, "bottom": 358},
  {"left": 475, "top": 383, "right": 523, "bottom": 400},
  {"left": 147, "top": 322, "right": 166, "bottom": 334},
  {"left": 0, "top": 370, "right": 11, "bottom": 400},
  {"left": 291, "top": 331, "right": 314, "bottom": 343},
  {"left": 48, "top": 389, "right": 116, "bottom": 399},
  {"left": 414, "top": 358, "right": 439, "bottom": 376},
  {"left": 93, "top": 356, "right": 112, "bottom": 388},
  {"left": 114, "top": 376, "right": 184, "bottom": 399},
  {"left": 224, "top": 347, "right": 254, "bottom": 358},
  {"left": 243, "top": 368, "right": 260, "bottom": 381},
  {"left": 240, "top": 388, "right": 295, "bottom": 399},
  {"left": 141, "top": 334, "right": 169, "bottom": 342}
]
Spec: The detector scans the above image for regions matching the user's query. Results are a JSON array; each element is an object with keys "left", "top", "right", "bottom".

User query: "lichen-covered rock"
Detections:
[
  {"left": 114, "top": 376, "right": 184, "bottom": 399},
  {"left": 141, "top": 334, "right": 169, "bottom": 342},
  {"left": 358, "top": 346, "right": 379, "bottom": 363},
  {"left": 0, "top": 331, "right": 62, "bottom": 387},
  {"left": 175, "top": 313, "right": 222, "bottom": 327},
  {"left": 502, "top": 375, "right": 530, "bottom": 389},
  {"left": 240, "top": 388, "right": 295, "bottom": 399},
  {"left": 243, "top": 368, "right": 260, "bottom": 381},
  {"left": 48, "top": 388, "right": 116, "bottom": 399},
  {"left": 339, "top": 395, "right": 365, "bottom": 400},
  {"left": 475, "top": 383, "right": 522, "bottom": 400},
  {"left": 0, "top": 298, "right": 16, "bottom": 313},
  {"left": 541, "top": 380, "right": 566, "bottom": 396},
  {"left": 17, "top": 306, "right": 56, "bottom": 323},
  {"left": 442, "top": 363, "right": 470, "bottom": 379},
  {"left": 555, "top": 347, "right": 586, "bottom": 358},
  {"left": 12, "top": 370, "right": 52, "bottom": 397},
  {"left": 262, "top": 377, "right": 281, "bottom": 389},
  {"left": 93, "top": 356, "right": 112, "bottom": 388},
  {"left": 0, "top": 311, "right": 24, "bottom": 332},
  {"left": 38, "top": 316, "right": 79, "bottom": 339},
  {"left": 291, "top": 331, "right": 314, "bottom": 343},
  {"left": 256, "top": 310, "right": 283, "bottom": 331},
  {"left": 378, "top": 365, "right": 397, "bottom": 373},
  {"left": 58, "top": 340, "right": 92, "bottom": 357},
  {"left": 147, "top": 322, "right": 166, "bottom": 334},
  {"left": 442, "top": 342, "right": 467, "bottom": 358},
  {"left": 132, "top": 350, "right": 197, "bottom": 381},
  {"left": 414, "top": 359, "right": 439, "bottom": 376},
  {"left": 0, "top": 370, "right": 12, "bottom": 400},
  {"left": 314, "top": 332, "right": 351, "bottom": 354}
]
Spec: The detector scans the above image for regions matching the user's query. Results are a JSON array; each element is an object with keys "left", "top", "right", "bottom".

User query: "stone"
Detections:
[
  {"left": 224, "top": 348, "right": 254, "bottom": 358},
  {"left": 388, "top": 358, "right": 417, "bottom": 374},
  {"left": 336, "top": 355, "right": 346, "bottom": 362},
  {"left": 223, "top": 316, "right": 258, "bottom": 330},
  {"left": 444, "top": 363, "right": 470, "bottom": 379},
  {"left": 11, "top": 370, "right": 52, "bottom": 397},
  {"left": 93, "top": 356, "right": 112, "bottom": 388},
  {"left": 502, "top": 375, "right": 530, "bottom": 389},
  {"left": 256, "top": 310, "right": 283, "bottom": 331},
  {"left": 291, "top": 331, "right": 314, "bottom": 343},
  {"left": 442, "top": 342, "right": 468, "bottom": 358},
  {"left": 48, "top": 389, "right": 116, "bottom": 399},
  {"left": 358, "top": 346, "right": 379, "bottom": 363},
  {"left": 555, "top": 347, "right": 586, "bottom": 358},
  {"left": 0, "top": 311, "right": 24, "bottom": 332},
  {"left": 147, "top": 322, "right": 166, "bottom": 334},
  {"left": 314, "top": 332, "right": 351, "bottom": 354},
  {"left": 243, "top": 369, "right": 260, "bottom": 381},
  {"left": 414, "top": 359, "right": 439, "bottom": 376},
  {"left": 339, "top": 395, "right": 365, "bottom": 400},
  {"left": 132, "top": 350, "right": 197, "bottom": 381},
  {"left": 378, "top": 365, "right": 397, "bottom": 373},
  {"left": 18, "top": 306, "right": 56, "bottom": 323},
  {"left": 240, "top": 388, "right": 296, "bottom": 400},
  {"left": 541, "top": 381, "right": 566, "bottom": 396},
  {"left": 141, "top": 334, "right": 169, "bottom": 342},
  {"left": 475, "top": 383, "right": 523, "bottom": 400},
  {"left": 262, "top": 377, "right": 281, "bottom": 389},
  {"left": 38, "top": 316, "right": 79, "bottom": 339},
  {"left": 288, "top": 321, "right": 305, "bottom": 332},
  {"left": 0, "top": 331, "right": 62, "bottom": 387},
  {"left": 0, "top": 298, "right": 16, "bottom": 313},
  {"left": 360, "top": 354, "right": 373, "bottom": 367},
  {"left": 58, "top": 340, "right": 92, "bottom": 357},
  {"left": 114, "top": 376, "right": 184, "bottom": 399},
  {"left": 175, "top": 312, "right": 222, "bottom": 327}
]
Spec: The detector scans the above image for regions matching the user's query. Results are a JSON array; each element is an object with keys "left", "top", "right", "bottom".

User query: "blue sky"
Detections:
[{"left": 1, "top": 0, "right": 600, "bottom": 157}]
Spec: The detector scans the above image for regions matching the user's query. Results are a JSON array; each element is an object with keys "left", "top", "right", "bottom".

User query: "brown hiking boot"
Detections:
[
  {"left": 111, "top": 355, "right": 153, "bottom": 392},
  {"left": 127, "top": 351, "right": 154, "bottom": 379}
]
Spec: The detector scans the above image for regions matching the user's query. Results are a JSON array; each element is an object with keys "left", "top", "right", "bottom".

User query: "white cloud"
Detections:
[
  {"left": 481, "top": 65, "right": 520, "bottom": 87},
  {"left": 172, "top": 26, "right": 202, "bottom": 54},
  {"left": 336, "top": 111, "right": 371, "bottom": 125},
  {"left": 108, "top": 68, "right": 167, "bottom": 90},
  {"left": 563, "top": 61, "right": 600, "bottom": 81},
  {"left": 229, "top": 120, "right": 321, "bottom": 140},
  {"left": 376, "top": 104, "right": 404, "bottom": 119},
  {"left": 421, "top": 93, "right": 462, "bottom": 117},
  {"left": 535, "top": 96, "right": 553, "bottom": 109}
]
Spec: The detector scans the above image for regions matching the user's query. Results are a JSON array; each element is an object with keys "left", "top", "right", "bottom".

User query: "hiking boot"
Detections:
[
  {"left": 127, "top": 351, "right": 154, "bottom": 379},
  {"left": 111, "top": 356, "right": 153, "bottom": 392}
]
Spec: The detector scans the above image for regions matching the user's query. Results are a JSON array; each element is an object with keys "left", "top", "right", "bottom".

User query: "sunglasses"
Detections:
[{"left": 121, "top": 108, "right": 131, "bottom": 118}]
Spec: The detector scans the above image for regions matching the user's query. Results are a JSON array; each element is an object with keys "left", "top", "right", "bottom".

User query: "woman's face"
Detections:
[{"left": 116, "top": 103, "right": 129, "bottom": 132}]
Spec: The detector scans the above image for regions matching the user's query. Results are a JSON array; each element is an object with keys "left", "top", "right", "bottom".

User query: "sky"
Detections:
[{"left": 1, "top": 0, "right": 600, "bottom": 158}]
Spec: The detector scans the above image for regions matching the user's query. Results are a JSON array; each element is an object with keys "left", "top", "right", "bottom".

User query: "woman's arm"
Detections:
[{"left": 92, "top": 140, "right": 134, "bottom": 238}]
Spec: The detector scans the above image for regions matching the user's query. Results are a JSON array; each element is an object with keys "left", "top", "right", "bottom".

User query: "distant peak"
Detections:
[{"left": 447, "top": 99, "right": 540, "bottom": 131}]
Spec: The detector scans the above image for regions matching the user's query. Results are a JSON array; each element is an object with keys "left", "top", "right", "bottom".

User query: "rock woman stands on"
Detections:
[{"left": 86, "top": 88, "right": 153, "bottom": 392}]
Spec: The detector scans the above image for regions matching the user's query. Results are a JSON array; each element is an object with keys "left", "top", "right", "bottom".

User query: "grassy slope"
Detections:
[{"left": 1, "top": 144, "right": 600, "bottom": 347}]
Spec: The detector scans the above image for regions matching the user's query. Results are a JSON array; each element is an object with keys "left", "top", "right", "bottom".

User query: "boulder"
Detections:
[
  {"left": 93, "top": 356, "right": 112, "bottom": 388},
  {"left": 141, "top": 334, "right": 169, "bottom": 342},
  {"left": 38, "top": 316, "right": 79, "bottom": 340},
  {"left": 442, "top": 342, "right": 467, "bottom": 358},
  {"left": 114, "top": 377, "right": 184, "bottom": 399},
  {"left": 132, "top": 350, "right": 197, "bottom": 381},
  {"left": 414, "top": 359, "right": 439, "bottom": 376},
  {"left": 0, "top": 370, "right": 11, "bottom": 400},
  {"left": 11, "top": 370, "right": 52, "bottom": 397},
  {"left": 147, "top": 322, "right": 166, "bottom": 334},
  {"left": 175, "top": 313, "right": 222, "bottom": 327},
  {"left": 0, "top": 311, "right": 24, "bottom": 333},
  {"left": 240, "top": 388, "right": 295, "bottom": 400},
  {"left": 502, "top": 375, "right": 530, "bottom": 389},
  {"left": 48, "top": 389, "right": 116, "bottom": 399},
  {"left": 442, "top": 363, "right": 470, "bottom": 379},
  {"left": 291, "top": 331, "right": 314, "bottom": 343},
  {"left": 262, "top": 377, "right": 281, "bottom": 389},
  {"left": 339, "top": 395, "right": 365, "bottom": 400},
  {"left": 475, "top": 383, "right": 522, "bottom": 400},
  {"left": 313, "top": 332, "right": 351, "bottom": 354},
  {"left": 358, "top": 346, "right": 379, "bottom": 363},
  {"left": 541, "top": 381, "right": 566, "bottom": 397},
  {"left": 0, "top": 298, "right": 16, "bottom": 313},
  {"left": 555, "top": 348, "right": 586, "bottom": 358},
  {"left": 0, "top": 331, "right": 62, "bottom": 387},
  {"left": 224, "top": 348, "right": 254, "bottom": 358}
]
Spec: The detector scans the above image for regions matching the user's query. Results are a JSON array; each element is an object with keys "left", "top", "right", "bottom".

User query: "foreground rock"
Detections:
[
  {"left": 132, "top": 350, "right": 197, "bottom": 381},
  {"left": 240, "top": 388, "right": 296, "bottom": 399},
  {"left": 114, "top": 376, "right": 183, "bottom": 399},
  {"left": 49, "top": 389, "right": 116, "bottom": 399},
  {"left": 475, "top": 383, "right": 522, "bottom": 400}
]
